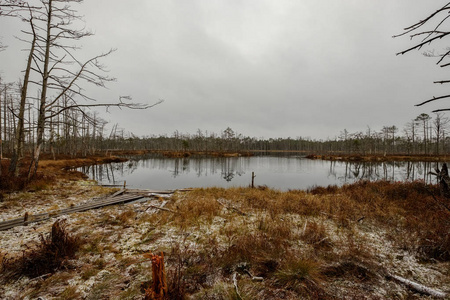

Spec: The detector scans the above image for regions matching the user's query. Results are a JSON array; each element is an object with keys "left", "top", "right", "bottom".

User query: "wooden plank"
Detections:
[
  {"left": 0, "top": 211, "right": 53, "bottom": 227},
  {"left": 49, "top": 194, "right": 145, "bottom": 216},
  {"left": 0, "top": 192, "right": 150, "bottom": 231},
  {"left": 110, "top": 188, "right": 126, "bottom": 197},
  {"left": 126, "top": 189, "right": 175, "bottom": 194},
  {"left": 0, "top": 188, "right": 188, "bottom": 231}
]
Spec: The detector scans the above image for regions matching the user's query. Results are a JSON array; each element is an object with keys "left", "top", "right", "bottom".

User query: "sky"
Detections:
[{"left": 1, "top": 0, "right": 450, "bottom": 140}]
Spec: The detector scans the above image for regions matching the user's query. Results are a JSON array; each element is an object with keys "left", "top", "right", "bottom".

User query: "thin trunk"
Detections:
[
  {"left": 0, "top": 79, "right": 2, "bottom": 175},
  {"left": 29, "top": 0, "right": 52, "bottom": 179},
  {"left": 0, "top": 79, "right": 3, "bottom": 163},
  {"left": 50, "top": 116, "right": 55, "bottom": 160},
  {"left": 10, "top": 18, "right": 36, "bottom": 176},
  {"left": 2, "top": 86, "right": 6, "bottom": 159}
]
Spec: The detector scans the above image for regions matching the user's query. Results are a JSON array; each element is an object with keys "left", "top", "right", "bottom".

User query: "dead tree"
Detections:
[
  {"left": 432, "top": 163, "right": 450, "bottom": 199},
  {"left": 9, "top": 0, "right": 162, "bottom": 179},
  {"left": 9, "top": 5, "right": 37, "bottom": 176},
  {"left": 428, "top": 163, "right": 450, "bottom": 216},
  {"left": 396, "top": 3, "right": 450, "bottom": 112}
]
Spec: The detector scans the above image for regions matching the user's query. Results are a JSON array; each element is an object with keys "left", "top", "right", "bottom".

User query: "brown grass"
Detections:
[
  {"left": 274, "top": 257, "right": 325, "bottom": 297},
  {"left": 2, "top": 155, "right": 449, "bottom": 298},
  {"left": 168, "top": 181, "right": 450, "bottom": 264},
  {"left": 148, "top": 180, "right": 450, "bottom": 298},
  {"left": 0, "top": 154, "right": 127, "bottom": 193},
  {"left": 1, "top": 219, "right": 83, "bottom": 281}
]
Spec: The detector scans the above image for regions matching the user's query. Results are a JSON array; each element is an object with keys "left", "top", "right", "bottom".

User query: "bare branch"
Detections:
[
  {"left": 396, "top": 2, "right": 450, "bottom": 111},
  {"left": 396, "top": 32, "right": 450, "bottom": 56},
  {"left": 415, "top": 95, "right": 450, "bottom": 107},
  {"left": 393, "top": 4, "right": 450, "bottom": 38},
  {"left": 44, "top": 98, "right": 164, "bottom": 120}
]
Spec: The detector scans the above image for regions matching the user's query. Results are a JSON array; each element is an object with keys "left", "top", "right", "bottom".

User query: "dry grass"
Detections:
[
  {"left": 150, "top": 181, "right": 449, "bottom": 298},
  {"left": 1, "top": 219, "right": 83, "bottom": 282},
  {"left": 1, "top": 160, "right": 450, "bottom": 299},
  {"left": 273, "top": 257, "right": 325, "bottom": 297}
]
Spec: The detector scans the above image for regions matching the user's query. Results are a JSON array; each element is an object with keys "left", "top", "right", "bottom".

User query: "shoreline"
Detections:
[
  {"left": 51, "top": 149, "right": 450, "bottom": 162},
  {"left": 0, "top": 154, "right": 449, "bottom": 298},
  {"left": 306, "top": 153, "right": 450, "bottom": 162}
]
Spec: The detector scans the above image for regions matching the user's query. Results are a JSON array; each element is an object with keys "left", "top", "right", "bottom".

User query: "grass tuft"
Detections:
[
  {"left": 1, "top": 219, "right": 83, "bottom": 281},
  {"left": 274, "top": 257, "right": 324, "bottom": 297}
]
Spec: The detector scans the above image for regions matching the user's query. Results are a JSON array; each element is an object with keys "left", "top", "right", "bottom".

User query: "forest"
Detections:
[{"left": 0, "top": 96, "right": 449, "bottom": 158}]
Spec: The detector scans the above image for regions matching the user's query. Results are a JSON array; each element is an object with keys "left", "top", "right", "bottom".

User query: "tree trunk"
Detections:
[
  {"left": 10, "top": 18, "right": 36, "bottom": 176},
  {"left": 28, "top": 0, "right": 52, "bottom": 180}
]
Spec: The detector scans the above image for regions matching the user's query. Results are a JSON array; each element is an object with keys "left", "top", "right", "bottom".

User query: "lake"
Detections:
[{"left": 79, "top": 154, "right": 439, "bottom": 191}]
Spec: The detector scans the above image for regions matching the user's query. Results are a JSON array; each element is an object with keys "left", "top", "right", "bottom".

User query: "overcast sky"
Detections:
[{"left": 1, "top": 1, "right": 450, "bottom": 140}]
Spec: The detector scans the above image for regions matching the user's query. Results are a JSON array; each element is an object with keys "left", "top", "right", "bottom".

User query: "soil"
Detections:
[{"left": 0, "top": 154, "right": 449, "bottom": 299}]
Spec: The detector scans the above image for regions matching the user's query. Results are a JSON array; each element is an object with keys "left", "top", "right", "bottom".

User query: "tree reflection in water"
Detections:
[
  {"left": 78, "top": 154, "right": 438, "bottom": 190},
  {"left": 328, "top": 161, "right": 435, "bottom": 184}
]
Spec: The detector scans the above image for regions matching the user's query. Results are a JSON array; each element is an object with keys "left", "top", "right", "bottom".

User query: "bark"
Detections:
[
  {"left": 10, "top": 14, "right": 36, "bottom": 176},
  {"left": 28, "top": 0, "right": 52, "bottom": 180}
]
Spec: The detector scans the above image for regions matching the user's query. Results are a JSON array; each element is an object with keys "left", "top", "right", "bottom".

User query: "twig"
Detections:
[
  {"left": 314, "top": 237, "right": 330, "bottom": 245},
  {"left": 244, "top": 269, "right": 264, "bottom": 281},
  {"left": 216, "top": 198, "right": 247, "bottom": 216},
  {"left": 29, "top": 272, "right": 52, "bottom": 282},
  {"left": 302, "top": 219, "right": 308, "bottom": 235},
  {"left": 232, "top": 272, "right": 243, "bottom": 300},
  {"left": 145, "top": 204, "right": 177, "bottom": 214}
]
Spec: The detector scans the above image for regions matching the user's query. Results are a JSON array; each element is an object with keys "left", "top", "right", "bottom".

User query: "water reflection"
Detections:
[
  {"left": 78, "top": 155, "right": 440, "bottom": 190},
  {"left": 327, "top": 161, "right": 436, "bottom": 184}
]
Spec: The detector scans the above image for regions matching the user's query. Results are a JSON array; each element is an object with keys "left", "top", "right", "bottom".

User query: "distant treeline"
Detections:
[
  {"left": 99, "top": 112, "right": 450, "bottom": 156},
  {"left": 1, "top": 110, "right": 449, "bottom": 157},
  {"left": 115, "top": 118, "right": 450, "bottom": 155}
]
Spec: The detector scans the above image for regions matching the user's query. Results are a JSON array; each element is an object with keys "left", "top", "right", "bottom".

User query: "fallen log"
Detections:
[{"left": 388, "top": 274, "right": 447, "bottom": 298}]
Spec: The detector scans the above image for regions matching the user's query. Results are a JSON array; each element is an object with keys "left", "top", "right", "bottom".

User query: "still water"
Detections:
[{"left": 79, "top": 154, "right": 439, "bottom": 191}]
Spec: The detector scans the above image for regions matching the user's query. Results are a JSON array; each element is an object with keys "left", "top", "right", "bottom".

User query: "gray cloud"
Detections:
[{"left": 1, "top": 0, "right": 449, "bottom": 139}]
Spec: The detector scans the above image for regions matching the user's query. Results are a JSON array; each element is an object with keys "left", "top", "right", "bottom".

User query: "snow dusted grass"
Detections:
[{"left": 0, "top": 180, "right": 449, "bottom": 299}]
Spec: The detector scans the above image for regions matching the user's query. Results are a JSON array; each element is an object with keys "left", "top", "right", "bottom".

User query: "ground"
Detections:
[{"left": 0, "top": 155, "right": 449, "bottom": 299}]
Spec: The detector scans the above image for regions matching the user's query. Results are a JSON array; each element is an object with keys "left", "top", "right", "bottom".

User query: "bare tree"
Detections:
[
  {"left": 8, "top": 4, "right": 37, "bottom": 175},
  {"left": 415, "top": 113, "right": 432, "bottom": 154},
  {"left": 404, "top": 119, "right": 418, "bottom": 154},
  {"left": 396, "top": 3, "right": 450, "bottom": 112},
  {"left": 3, "top": 0, "right": 162, "bottom": 179},
  {"left": 433, "top": 112, "right": 449, "bottom": 155}
]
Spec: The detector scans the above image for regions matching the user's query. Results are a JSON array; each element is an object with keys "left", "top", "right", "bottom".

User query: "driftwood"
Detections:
[{"left": 388, "top": 274, "right": 447, "bottom": 298}]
